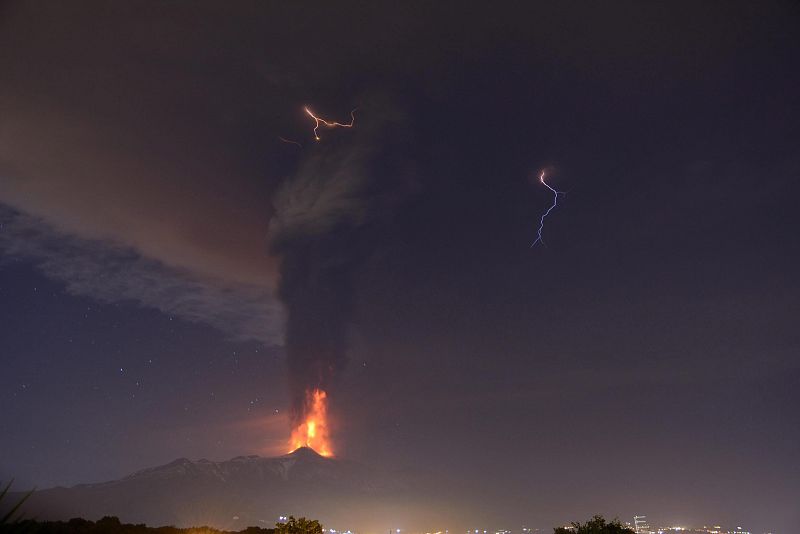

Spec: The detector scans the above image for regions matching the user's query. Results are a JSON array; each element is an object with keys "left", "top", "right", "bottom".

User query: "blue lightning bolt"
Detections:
[{"left": 531, "top": 170, "right": 565, "bottom": 247}]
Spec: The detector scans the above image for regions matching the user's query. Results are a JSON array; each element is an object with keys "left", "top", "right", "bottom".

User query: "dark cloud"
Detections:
[
  {"left": 0, "top": 2, "right": 286, "bottom": 343},
  {"left": 0, "top": 206, "right": 283, "bottom": 344},
  {"left": 0, "top": 94, "right": 284, "bottom": 342}
]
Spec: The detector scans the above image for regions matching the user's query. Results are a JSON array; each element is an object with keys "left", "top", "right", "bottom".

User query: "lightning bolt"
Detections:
[
  {"left": 278, "top": 136, "right": 302, "bottom": 147},
  {"left": 531, "top": 170, "right": 565, "bottom": 247},
  {"left": 303, "top": 106, "right": 356, "bottom": 141}
]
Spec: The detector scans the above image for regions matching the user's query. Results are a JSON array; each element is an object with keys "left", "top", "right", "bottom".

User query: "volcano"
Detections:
[{"left": 14, "top": 448, "right": 400, "bottom": 530}]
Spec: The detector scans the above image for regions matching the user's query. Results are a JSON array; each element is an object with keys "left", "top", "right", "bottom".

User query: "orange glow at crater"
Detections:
[{"left": 288, "top": 388, "right": 333, "bottom": 457}]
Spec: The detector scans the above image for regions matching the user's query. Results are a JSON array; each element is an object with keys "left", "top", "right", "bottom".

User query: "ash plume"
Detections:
[{"left": 268, "top": 103, "right": 413, "bottom": 427}]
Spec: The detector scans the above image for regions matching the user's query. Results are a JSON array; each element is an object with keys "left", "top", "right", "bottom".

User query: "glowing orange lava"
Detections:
[{"left": 288, "top": 388, "right": 333, "bottom": 457}]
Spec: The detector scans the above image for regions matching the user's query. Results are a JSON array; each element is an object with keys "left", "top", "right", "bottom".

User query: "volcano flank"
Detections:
[{"left": 13, "top": 448, "right": 402, "bottom": 530}]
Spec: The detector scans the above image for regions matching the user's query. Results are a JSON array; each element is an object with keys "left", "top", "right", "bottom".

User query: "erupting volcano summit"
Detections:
[{"left": 288, "top": 388, "right": 333, "bottom": 457}]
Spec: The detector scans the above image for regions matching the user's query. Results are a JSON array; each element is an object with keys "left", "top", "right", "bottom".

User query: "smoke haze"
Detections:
[{"left": 269, "top": 102, "right": 413, "bottom": 424}]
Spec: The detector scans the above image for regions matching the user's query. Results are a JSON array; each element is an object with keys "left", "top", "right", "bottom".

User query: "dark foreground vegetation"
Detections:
[
  {"left": 0, "top": 515, "right": 330, "bottom": 534},
  {"left": 554, "top": 515, "right": 634, "bottom": 534},
  {"left": 0, "top": 506, "right": 628, "bottom": 534},
  {"left": 0, "top": 517, "right": 275, "bottom": 534},
  {"left": 1, "top": 481, "right": 32, "bottom": 526}
]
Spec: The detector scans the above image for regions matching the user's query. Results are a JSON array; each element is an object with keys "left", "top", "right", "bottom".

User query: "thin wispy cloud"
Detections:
[{"left": 0, "top": 206, "right": 284, "bottom": 345}]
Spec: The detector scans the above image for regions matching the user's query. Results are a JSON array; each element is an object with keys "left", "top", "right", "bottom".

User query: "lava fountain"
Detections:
[{"left": 288, "top": 388, "right": 333, "bottom": 457}]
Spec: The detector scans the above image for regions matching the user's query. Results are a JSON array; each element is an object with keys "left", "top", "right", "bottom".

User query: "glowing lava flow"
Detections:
[
  {"left": 288, "top": 388, "right": 333, "bottom": 457},
  {"left": 531, "top": 170, "right": 565, "bottom": 247},
  {"left": 303, "top": 106, "right": 356, "bottom": 141}
]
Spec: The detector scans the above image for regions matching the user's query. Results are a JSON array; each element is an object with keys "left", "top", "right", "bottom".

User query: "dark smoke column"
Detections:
[
  {"left": 277, "top": 237, "right": 355, "bottom": 421},
  {"left": 268, "top": 104, "right": 413, "bottom": 440}
]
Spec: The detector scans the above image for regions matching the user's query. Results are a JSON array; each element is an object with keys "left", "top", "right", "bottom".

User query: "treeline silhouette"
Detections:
[
  {"left": 0, "top": 512, "right": 634, "bottom": 534},
  {"left": 0, "top": 516, "right": 276, "bottom": 534}
]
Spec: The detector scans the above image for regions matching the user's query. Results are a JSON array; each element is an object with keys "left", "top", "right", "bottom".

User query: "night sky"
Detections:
[{"left": 1, "top": 2, "right": 799, "bottom": 533}]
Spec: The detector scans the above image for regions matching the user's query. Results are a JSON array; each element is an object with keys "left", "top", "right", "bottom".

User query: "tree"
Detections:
[
  {"left": 275, "top": 517, "right": 323, "bottom": 534},
  {"left": 554, "top": 515, "right": 635, "bottom": 534},
  {"left": 0, "top": 479, "right": 34, "bottom": 525}
]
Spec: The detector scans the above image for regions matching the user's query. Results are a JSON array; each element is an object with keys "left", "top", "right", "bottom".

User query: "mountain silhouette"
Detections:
[{"left": 15, "top": 448, "right": 402, "bottom": 530}]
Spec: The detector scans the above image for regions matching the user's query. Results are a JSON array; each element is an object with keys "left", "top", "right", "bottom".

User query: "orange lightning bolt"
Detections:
[
  {"left": 278, "top": 136, "right": 302, "bottom": 147},
  {"left": 303, "top": 106, "right": 356, "bottom": 141}
]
